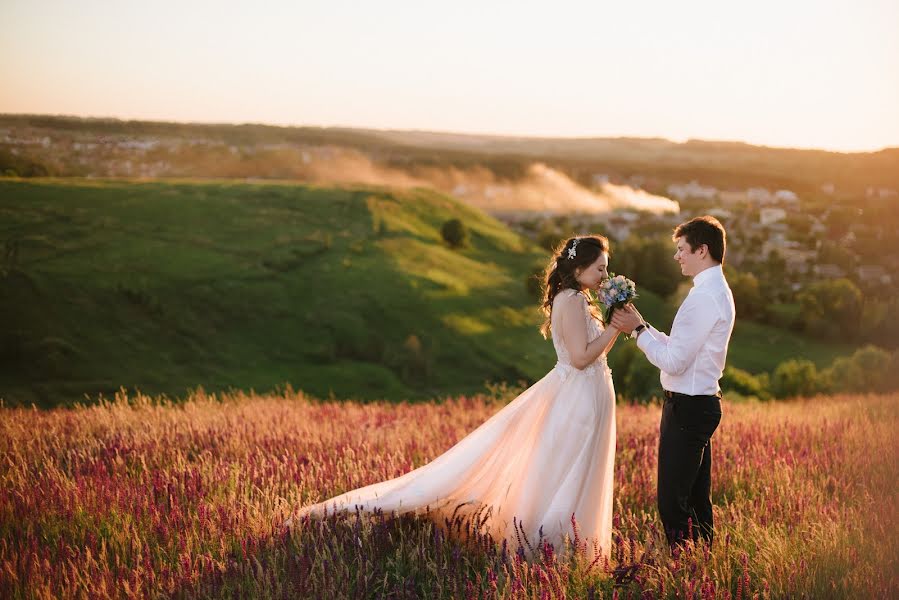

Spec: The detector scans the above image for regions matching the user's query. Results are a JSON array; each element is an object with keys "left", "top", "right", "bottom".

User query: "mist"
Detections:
[{"left": 304, "top": 150, "right": 680, "bottom": 215}]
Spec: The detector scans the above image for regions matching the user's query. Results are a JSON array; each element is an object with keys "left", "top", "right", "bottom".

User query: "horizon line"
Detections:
[{"left": 3, "top": 111, "right": 897, "bottom": 156}]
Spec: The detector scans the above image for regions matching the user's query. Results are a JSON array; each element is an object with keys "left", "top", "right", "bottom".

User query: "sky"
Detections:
[{"left": 1, "top": 0, "right": 898, "bottom": 152}]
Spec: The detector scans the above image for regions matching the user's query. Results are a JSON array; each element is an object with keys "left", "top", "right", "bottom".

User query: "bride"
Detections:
[{"left": 286, "top": 235, "right": 622, "bottom": 558}]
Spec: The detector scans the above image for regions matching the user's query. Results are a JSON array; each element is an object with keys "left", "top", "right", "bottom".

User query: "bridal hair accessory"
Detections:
[{"left": 567, "top": 238, "right": 579, "bottom": 259}]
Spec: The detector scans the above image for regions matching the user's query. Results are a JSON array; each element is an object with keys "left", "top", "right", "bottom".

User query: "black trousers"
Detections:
[{"left": 658, "top": 391, "right": 722, "bottom": 547}]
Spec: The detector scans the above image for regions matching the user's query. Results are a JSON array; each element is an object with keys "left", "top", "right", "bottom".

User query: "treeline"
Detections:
[
  {"left": 728, "top": 273, "right": 899, "bottom": 349},
  {"left": 723, "top": 345, "right": 899, "bottom": 400},
  {"left": 612, "top": 343, "right": 899, "bottom": 403},
  {"left": 2, "top": 114, "right": 898, "bottom": 192},
  {"left": 0, "top": 149, "right": 52, "bottom": 177}
]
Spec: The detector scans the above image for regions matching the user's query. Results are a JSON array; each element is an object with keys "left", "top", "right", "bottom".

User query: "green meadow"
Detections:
[{"left": 0, "top": 178, "right": 854, "bottom": 407}]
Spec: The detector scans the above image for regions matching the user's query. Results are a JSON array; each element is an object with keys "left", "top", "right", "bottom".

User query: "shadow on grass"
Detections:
[{"left": 177, "top": 507, "right": 577, "bottom": 599}]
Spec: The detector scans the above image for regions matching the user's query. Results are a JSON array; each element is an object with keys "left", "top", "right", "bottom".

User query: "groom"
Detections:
[{"left": 612, "top": 216, "right": 735, "bottom": 548}]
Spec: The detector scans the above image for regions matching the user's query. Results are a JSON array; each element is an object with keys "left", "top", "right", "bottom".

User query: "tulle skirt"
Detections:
[{"left": 288, "top": 361, "right": 616, "bottom": 558}]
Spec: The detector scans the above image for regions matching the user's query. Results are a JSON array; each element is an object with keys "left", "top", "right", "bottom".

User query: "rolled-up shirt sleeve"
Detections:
[{"left": 636, "top": 290, "right": 719, "bottom": 376}]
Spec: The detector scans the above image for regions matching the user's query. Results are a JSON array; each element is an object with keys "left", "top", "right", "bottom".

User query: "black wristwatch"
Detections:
[{"left": 632, "top": 323, "right": 647, "bottom": 340}]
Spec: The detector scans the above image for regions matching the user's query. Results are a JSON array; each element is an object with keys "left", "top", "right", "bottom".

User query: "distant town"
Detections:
[{"left": 3, "top": 117, "right": 897, "bottom": 307}]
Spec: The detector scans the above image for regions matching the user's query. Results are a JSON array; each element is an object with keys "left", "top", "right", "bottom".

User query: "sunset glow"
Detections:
[{"left": 1, "top": 0, "right": 897, "bottom": 152}]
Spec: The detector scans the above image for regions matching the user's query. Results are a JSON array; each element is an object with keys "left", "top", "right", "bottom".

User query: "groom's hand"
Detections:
[
  {"left": 611, "top": 305, "right": 643, "bottom": 334},
  {"left": 626, "top": 303, "right": 646, "bottom": 324}
]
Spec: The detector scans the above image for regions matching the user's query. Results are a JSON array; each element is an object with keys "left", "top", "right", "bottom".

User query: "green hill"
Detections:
[
  {"left": 0, "top": 178, "right": 562, "bottom": 406},
  {"left": 0, "top": 178, "right": 855, "bottom": 407}
]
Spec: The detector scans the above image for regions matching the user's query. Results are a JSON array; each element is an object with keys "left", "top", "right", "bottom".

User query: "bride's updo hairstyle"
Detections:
[{"left": 540, "top": 235, "right": 610, "bottom": 338}]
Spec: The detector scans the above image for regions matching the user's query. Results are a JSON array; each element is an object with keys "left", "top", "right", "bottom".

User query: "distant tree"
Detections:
[
  {"left": 860, "top": 297, "right": 899, "bottom": 347},
  {"left": 817, "top": 242, "right": 857, "bottom": 272},
  {"left": 721, "top": 366, "right": 771, "bottom": 400},
  {"left": 609, "top": 237, "right": 640, "bottom": 281},
  {"left": 772, "top": 359, "right": 821, "bottom": 398},
  {"left": 0, "top": 150, "right": 50, "bottom": 177},
  {"left": 725, "top": 267, "right": 765, "bottom": 320},
  {"left": 798, "top": 278, "right": 863, "bottom": 337},
  {"left": 761, "top": 250, "right": 788, "bottom": 296},
  {"left": 536, "top": 228, "right": 565, "bottom": 252},
  {"left": 636, "top": 239, "right": 682, "bottom": 297},
  {"left": 824, "top": 206, "right": 858, "bottom": 239},
  {"left": 784, "top": 214, "right": 812, "bottom": 237},
  {"left": 583, "top": 221, "right": 611, "bottom": 239},
  {"left": 824, "top": 345, "right": 894, "bottom": 393},
  {"left": 440, "top": 218, "right": 469, "bottom": 249},
  {"left": 613, "top": 237, "right": 681, "bottom": 298}
]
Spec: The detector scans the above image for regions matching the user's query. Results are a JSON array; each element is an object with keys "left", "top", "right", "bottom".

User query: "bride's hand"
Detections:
[{"left": 610, "top": 312, "right": 635, "bottom": 334}]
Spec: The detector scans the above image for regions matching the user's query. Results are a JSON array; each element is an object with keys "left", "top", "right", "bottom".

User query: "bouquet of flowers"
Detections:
[{"left": 597, "top": 274, "right": 638, "bottom": 323}]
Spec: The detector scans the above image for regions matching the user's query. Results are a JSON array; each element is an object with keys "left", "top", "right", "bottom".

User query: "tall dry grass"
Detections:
[{"left": 1, "top": 389, "right": 896, "bottom": 598}]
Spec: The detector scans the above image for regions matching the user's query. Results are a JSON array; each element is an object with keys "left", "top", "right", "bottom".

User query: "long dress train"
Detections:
[{"left": 288, "top": 289, "right": 616, "bottom": 557}]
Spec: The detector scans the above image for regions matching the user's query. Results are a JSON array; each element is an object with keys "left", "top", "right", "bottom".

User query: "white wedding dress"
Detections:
[{"left": 289, "top": 289, "right": 616, "bottom": 557}]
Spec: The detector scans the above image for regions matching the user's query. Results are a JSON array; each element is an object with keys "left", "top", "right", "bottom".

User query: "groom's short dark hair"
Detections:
[{"left": 674, "top": 216, "right": 726, "bottom": 264}]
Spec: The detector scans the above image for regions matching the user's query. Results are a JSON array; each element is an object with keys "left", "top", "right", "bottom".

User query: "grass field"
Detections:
[
  {"left": 1, "top": 390, "right": 896, "bottom": 598},
  {"left": 0, "top": 178, "right": 555, "bottom": 405},
  {"left": 0, "top": 178, "right": 856, "bottom": 408}
]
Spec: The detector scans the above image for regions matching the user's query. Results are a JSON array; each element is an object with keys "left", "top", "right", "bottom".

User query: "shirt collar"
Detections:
[{"left": 693, "top": 264, "right": 723, "bottom": 288}]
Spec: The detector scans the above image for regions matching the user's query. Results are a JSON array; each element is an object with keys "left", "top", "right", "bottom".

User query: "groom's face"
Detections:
[{"left": 674, "top": 237, "right": 703, "bottom": 277}]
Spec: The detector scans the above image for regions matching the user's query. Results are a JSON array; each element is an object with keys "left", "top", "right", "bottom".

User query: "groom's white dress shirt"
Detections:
[{"left": 636, "top": 265, "right": 736, "bottom": 396}]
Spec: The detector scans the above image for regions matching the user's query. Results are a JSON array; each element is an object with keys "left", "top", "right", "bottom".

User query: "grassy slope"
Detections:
[
  {"left": 0, "top": 178, "right": 557, "bottom": 406},
  {"left": 0, "top": 178, "right": 853, "bottom": 407}
]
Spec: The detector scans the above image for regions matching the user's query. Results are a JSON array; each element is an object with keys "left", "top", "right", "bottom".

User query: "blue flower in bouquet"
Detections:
[{"left": 598, "top": 274, "right": 638, "bottom": 322}]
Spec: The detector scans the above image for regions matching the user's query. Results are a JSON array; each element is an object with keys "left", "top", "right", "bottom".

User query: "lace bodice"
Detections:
[{"left": 550, "top": 289, "right": 609, "bottom": 374}]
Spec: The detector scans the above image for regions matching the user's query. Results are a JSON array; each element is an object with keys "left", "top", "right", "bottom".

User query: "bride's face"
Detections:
[{"left": 575, "top": 252, "right": 609, "bottom": 290}]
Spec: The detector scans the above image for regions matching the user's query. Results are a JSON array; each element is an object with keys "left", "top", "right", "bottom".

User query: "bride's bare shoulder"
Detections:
[
  {"left": 553, "top": 289, "right": 587, "bottom": 312},
  {"left": 557, "top": 288, "right": 583, "bottom": 298}
]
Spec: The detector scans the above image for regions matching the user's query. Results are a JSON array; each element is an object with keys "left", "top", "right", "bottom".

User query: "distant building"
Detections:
[
  {"left": 867, "top": 187, "right": 899, "bottom": 200},
  {"left": 718, "top": 190, "right": 748, "bottom": 206},
  {"left": 706, "top": 208, "right": 733, "bottom": 221},
  {"left": 814, "top": 264, "right": 846, "bottom": 279},
  {"left": 667, "top": 180, "right": 718, "bottom": 201},
  {"left": 774, "top": 190, "right": 799, "bottom": 204},
  {"left": 117, "top": 139, "right": 159, "bottom": 151},
  {"left": 781, "top": 249, "right": 817, "bottom": 274},
  {"left": 762, "top": 232, "right": 793, "bottom": 258},
  {"left": 615, "top": 210, "right": 640, "bottom": 223},
  {"left": 747, "top": 187, "right": 774, "bottom": 204},
  {"left": 858, "top": 265, "right": 892, "bottom": 284},
  {"left": 810, "top": 219, "right": 827, "bottom": 235},
  {"left": 760, "top": 207, "right": 787, "bottom": 226}
]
